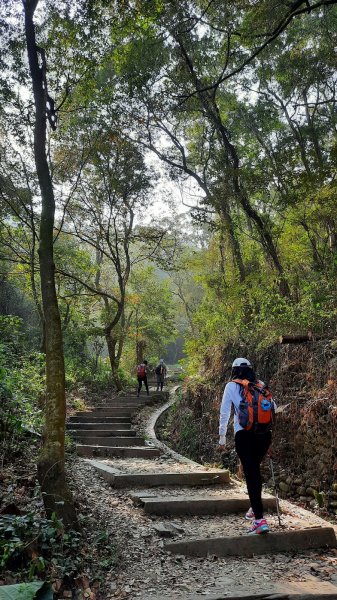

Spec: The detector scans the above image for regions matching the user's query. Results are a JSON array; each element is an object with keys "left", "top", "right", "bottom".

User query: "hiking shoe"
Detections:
[
  {"left": 248, "top": 519, "right": 269, "bottom": 535},
  {"left": 245, "top": 507, "right": 255, "bottom": 520}
]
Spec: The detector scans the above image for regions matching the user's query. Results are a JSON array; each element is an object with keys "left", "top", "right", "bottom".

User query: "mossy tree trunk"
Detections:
[{"left": 23, "top": 0, "right": 77, "bottom": 528}]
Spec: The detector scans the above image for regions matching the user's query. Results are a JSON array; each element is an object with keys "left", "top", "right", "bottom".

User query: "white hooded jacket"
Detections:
[{"left": 219, "top": 380, "right": 276, "bottom": 445}]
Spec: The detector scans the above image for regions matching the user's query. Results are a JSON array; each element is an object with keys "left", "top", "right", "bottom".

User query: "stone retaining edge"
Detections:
[{"left": 144, "top": 386, "right": 207, "bottom": 467}]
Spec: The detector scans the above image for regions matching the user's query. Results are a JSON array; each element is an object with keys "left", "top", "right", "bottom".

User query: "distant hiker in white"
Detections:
[
  {"left": 155, "top": 359, "right": 167, "bottom": 391},
  {"left": 218, "top": 358, "right": 276, "bottom": 535}
]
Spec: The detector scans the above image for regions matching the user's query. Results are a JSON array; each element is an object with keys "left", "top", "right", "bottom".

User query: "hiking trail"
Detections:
[{"left": 68, "top": 384, "right": 337, "bottom": 600}]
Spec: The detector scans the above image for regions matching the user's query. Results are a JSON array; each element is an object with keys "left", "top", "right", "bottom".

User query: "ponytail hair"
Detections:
[{"left": 231, "top": 366, "right": 257, "bottom": 382}]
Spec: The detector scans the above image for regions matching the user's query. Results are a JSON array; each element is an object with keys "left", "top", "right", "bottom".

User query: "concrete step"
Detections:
[
  {"left": 69, "top": 429, "right": 136, "bottom": 437},
  {"left": 94, "top": 400, "right": 149, "bottom": 406},
  {"left": 90, "top": 462, "right": 230, "bottom": 487},
  {"left": 68, "top": 416, "right": 131, "bottom": 423},
  {"left": 76, "top": 445, "right": 161, "bottom": 459},
  {"left": 71, "top": 410, "right": 134, "bottom": 417},
  {"left": 66, "top": 422, "right": 132, "bottom": 430},
  {"left": 134, "top": 495, "right": 277, "bottom": 516},
  {"left": 93, "top": 405, "right": 142, "bottom": 410},
  {"left": 149, "top": 580, "right": 337, "bottom": 599},
  {"left": 165, "top": 526, "right": 337, "bottom": 557},
  {"left": 73, "top": 436, "right": 145, "bottom": 447}
]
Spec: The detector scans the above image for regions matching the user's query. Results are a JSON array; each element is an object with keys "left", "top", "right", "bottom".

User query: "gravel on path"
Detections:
[{"left": 69, "top": 396, "right": 337, "bottom": 600}]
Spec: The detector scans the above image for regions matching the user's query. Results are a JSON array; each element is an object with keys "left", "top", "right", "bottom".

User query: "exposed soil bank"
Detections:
[{"left": 158, "top": 341, "right": 337, "bottom": 519}]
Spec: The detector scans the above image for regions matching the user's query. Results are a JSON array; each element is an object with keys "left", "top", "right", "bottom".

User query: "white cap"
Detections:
[
  {"left": 232, "top": 357, "right": 251, "bottom": 368},
  {"left": 160, "top": 359, "right": 164, "bottom": 363}
]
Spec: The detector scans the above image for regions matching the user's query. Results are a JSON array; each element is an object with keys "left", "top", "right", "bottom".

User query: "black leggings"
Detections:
[
  {"left": 137, "top": 376, "right": 149, "bottom": 395},
  {"left": 235, "top": 429, "right": 271, "bottom": 520}
]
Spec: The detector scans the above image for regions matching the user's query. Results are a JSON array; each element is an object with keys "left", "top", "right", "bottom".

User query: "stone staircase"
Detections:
[
  {"left": 67, "top": 393, "right": 166, "bottom": 459},
  {"left": 71, "top": 391, "right": 337, "bottom": 598},
  {"left": 89, "top": 456, "right": 337, "bottom": 561}
]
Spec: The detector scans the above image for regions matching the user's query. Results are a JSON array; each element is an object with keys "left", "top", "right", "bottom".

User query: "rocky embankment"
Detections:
[{"left": 159, "top": 340, "right": 337, "bottom": 519}]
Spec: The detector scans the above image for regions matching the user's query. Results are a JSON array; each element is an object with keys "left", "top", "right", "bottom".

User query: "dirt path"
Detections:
[{"left": 69, "top": 395, "right": 337, "bottom": 599}]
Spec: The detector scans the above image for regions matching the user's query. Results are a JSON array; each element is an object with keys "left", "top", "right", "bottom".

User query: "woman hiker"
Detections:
[
  {"left": 136, "top": 359, "right": 150, "bottom": 397},
  {"left": 218, "top": 357, "right": 276, "bottom": 534}
]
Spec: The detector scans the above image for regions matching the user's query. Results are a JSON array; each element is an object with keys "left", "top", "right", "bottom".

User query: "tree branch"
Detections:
[{"left": 179, "top": 0, "right": 337, "bottom": 100}]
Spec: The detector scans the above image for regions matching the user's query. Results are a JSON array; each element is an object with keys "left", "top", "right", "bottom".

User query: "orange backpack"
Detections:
[{"left": 233, "top": 378, "right": 274, "bottom": 433}]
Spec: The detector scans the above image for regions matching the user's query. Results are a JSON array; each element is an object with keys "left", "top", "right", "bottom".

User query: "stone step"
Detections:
[
  {"left": 66, "top": 422, "right": 132, "bottom": 430},
  {"left": 68, "top": 416, "right": 131, "bottom": 423},
  {"left": 69, "top": 429, "right": 136, "bottom": 437},
  {"left": 71, "top": 410, "right": 134, "bottom": 417},
  {"left": 74, "top": 436, "right": 145, "bottom": 447},
  {"left": 165, "top": 526, "right": 337, "bottom": 557},
  {"left": 94, "top": 399, "right": 149, "bottom": 406},
  {"left": 76, "top": 445, "right": 161, "bottom": 459},
  {"left": 96, "top": 391, "right": 161, "bottom": 404},
  {"left": 93, "top": 402, "right": 157, "bottom": 408},
  {"left": 149, "top": 580, "right": 337, "bottom": 599},
  {"left": 93, "top": 405, "right": 142, "bottom": 410},
  {"left": 134, "top": 495, "right": 277, "bottom": 516},
  {"left": 90, "top": 463, "right": 230, "bottom": 487}
]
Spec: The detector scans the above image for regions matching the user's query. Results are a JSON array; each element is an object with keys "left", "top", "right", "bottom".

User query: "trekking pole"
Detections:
[{"left": 269, "top": 456, "right": 282, "bottom": 527}]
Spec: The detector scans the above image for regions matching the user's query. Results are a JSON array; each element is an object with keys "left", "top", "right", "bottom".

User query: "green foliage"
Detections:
[
  {"left": 0, "top": 316, "right": 44, "bottom": 457},
  {"left": 0, "top": 581, "right": 52, "bottom": 600},
  {"left": 64, "top": 354, "right": 111, "bottom": 389},
  {"left": 313, "top": 490, "right": 325, "bottom": 508},
  {"left": 1, "top": 0, "right": 337, "bottom": 427},
  {"left": 124, "top": 266, "right": 177, "bottom": 369},
  {"left": 182, "top": 222, "right": 337, "bottom": 374},
  {"left": 0, "top": 507, "right": 121, "bottom": 588},
  {"left": 0, "top": 508, "right": 119, "bottom": 584},
  {"left": 159, "top": 390, "right": 202, "bottom": 461},
  {"left": 0, "top": 512, "right": 64, "bottom": 576}
]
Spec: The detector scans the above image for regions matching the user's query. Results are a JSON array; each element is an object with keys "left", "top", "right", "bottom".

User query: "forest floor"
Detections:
[{"left": 70, "top": 456, "right": 337, "bottom": 600}]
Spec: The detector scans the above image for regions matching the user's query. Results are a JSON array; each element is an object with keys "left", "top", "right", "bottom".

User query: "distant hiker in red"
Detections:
[
  {"left": 155, "top": 359, "right": 167, "bottom": 391},
  {"left": 218, "top": 358, "right": 276, "bottom": 535},
  {"left": 137, "top": 360, "right": 149, "bottom": 397}
]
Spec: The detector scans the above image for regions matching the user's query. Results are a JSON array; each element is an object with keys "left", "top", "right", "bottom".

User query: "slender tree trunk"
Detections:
[
  {"left": 267, "top": 89, "right": 312, "bottom": 175},
  {"left": 300, "top": 219, "right": 324, "bottom": 270},
  {"left": 303, "top": 92, "right": 324, "bottom": 169},
  {"left": 175, "top": 34, "right": 290, "bottom": 297},
  {"left": 23, "top": 0, "right": 77, "bottom": 527},
  {"left": 136, "top": 340, "right": 146, "bottom": 365},
  {"left": 204, "top": 94, "right": 290, "bottom": 295},
  {"left": 30, "top": 247, "right": 46, "bottom": 353},
  {"left": 116, "top": 310, "right": 126, "bottom": 367},
  {"left": 219, "top": 207, "right": 245, "bottom": 282},
  {"left": 105, "top": 332, "right": 123, "bottom": 391}
]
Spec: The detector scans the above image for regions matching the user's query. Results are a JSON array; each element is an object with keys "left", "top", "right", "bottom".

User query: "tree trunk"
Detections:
[
  {"left": 219, "top": 207, "right": 245, "bottom": 282},
  {"left": 175, "top": 34, "right": 290, "bottom": 297},
  {"left": 105, "top": 332, "right": 123, "bottom": 391},
  {"left": 23, "top": 0, "right": 77, "bottom": 528},
  {"left": 205, "top": 95, "right": 290, "bottom": 296},
  {"left": 136, "top": 339, "right": 146, "bottom": 365}
]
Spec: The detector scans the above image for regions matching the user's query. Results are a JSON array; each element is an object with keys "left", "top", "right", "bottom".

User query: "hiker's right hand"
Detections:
[{"left": 218, "top": 435, "right": 226, "bottom": 451}]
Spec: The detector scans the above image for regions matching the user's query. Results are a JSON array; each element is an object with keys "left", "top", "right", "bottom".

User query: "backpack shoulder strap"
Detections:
[
  {"left": 251, "top": 380, "right": 273, "bottom": 399},
  {"left": 232, "top": 378, "right": 250, "bottom": 387}
]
